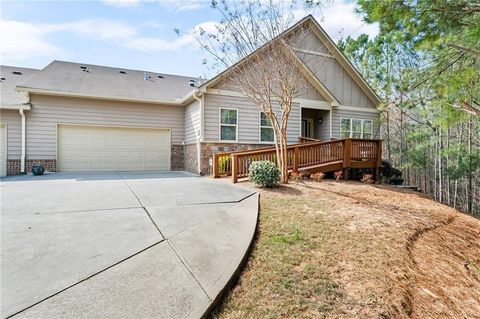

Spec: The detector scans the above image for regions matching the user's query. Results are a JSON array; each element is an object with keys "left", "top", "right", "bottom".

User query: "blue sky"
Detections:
[{"left": 1, "top": 0, "right": 378, "bottom": 78}]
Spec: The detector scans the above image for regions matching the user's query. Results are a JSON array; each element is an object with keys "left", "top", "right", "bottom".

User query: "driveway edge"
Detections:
[{"left": 201, "top": 192, "right": 260, "bottom": 318}]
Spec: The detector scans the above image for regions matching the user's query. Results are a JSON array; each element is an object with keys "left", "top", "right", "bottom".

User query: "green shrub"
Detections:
[
  {"left": 218, "top": 156, "right": 231, "bottom": 173},
  {"left": 249, "top": 160, "right": 280, "bottom": 187}
]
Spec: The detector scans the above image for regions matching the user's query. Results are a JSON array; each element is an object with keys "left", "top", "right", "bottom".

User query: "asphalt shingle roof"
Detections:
[
  {"left": 0, "top": 66, "right": 39, "bottom": 107},
  {"left": 16, "top": 61, "right": 199, "bottom": 104}
]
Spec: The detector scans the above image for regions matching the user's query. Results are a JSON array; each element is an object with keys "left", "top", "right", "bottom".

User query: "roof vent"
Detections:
[
  {"left": 189, "top": 79, "right": 195, "bottom": 87},
  {"left": 157, "top": 75, "right": 164, "bottom": 79},
  {"left": 144, "top": 72, "right": 150, "bottom": 80},
  {"left": 0, "top": 77, "right": 5, "bottom": 81},
  {"left": 80, "top": 66, "right": 87, "bottom": 70},
  {"left": 12, "top": 71, "right": 22, "bottom": 75},
  {"left": 119, "top": 70, "right": 127, "bottom": 74}
]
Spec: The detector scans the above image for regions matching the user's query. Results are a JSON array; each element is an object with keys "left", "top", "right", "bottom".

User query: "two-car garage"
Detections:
[{"left": 57, "top": 124, "right": 171, "bottom": 172}]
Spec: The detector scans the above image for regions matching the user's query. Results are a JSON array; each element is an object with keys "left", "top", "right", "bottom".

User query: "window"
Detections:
[
  {"left": 340, "top": 118, "right": 351, "bottom": 138},
  {"left": 220, "top": 108, "right": 238, "bottom": 141},
  {"left": 340, "top": 118, "right": 374, "bottom": 139},
  {"left": 352, "top": 119, "right": 362, "bottom": 138},
  {"left": 363, "top": 120, "right": 373, "bottom": 139},
  {"left": 260, "top": 112, "right": 274, "bottom": 142}
]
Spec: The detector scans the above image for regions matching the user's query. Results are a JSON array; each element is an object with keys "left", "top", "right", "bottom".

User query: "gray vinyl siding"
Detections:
[
  {"left": 26, "top": 94, "right": 185, "bottom": 159},
  {"left": 331, "top": 108, "right": 381, "bottom": 139},
  {"left": 317, "top": 110, "right": 330, "bottom": 140},
  {"left": 184, "top": 100, "right": 200, "bottom": 144},
  {"left": 0, "top": 109, "right": 21, "bottom": 159},
  {"left": 203, "top": 93, "right": 300, "bottom": 144}
]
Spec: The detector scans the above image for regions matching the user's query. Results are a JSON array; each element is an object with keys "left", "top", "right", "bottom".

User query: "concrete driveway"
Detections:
[{"left": 0, "top": 171, "right": 258, "bottom": 319}]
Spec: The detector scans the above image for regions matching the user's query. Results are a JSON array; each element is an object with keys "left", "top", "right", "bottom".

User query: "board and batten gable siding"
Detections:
[
  {"left": 292, "top": 29, "right": 375, "bottom": 108},
  {"left": 213, "top": 77, "right": 325, "bottom": 102},
  {"left": 210, "top": 46, "right": 327, "bottom": 104},
  {"left": 0, "top": 109, "right": 21, "bottom": 159},
  {"left": 184, "top": 100, "right": 200, "bottom": 144},
  {"left": 26, "top": 94, "right": 185, "bottom": 159},
  {"left": 203, "top": 93, "right": 300, "bottom": 144},
  {"left": 331, "top": 108, "right": 381, "bottom": 139}
]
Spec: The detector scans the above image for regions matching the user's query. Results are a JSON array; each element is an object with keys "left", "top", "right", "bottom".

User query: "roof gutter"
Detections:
[
  {"left": 15, "top": 86, "right": 186, "bottom": 106},
  {"left": 0, "top": 104, "right": 31, "bottom": 111}
]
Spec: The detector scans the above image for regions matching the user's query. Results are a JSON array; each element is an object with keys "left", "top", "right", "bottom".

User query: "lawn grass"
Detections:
[{"left": 210, "top": 180, "right": 480, "bottom": 319}]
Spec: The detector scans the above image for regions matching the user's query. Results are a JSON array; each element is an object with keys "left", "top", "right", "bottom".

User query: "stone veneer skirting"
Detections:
[
  {"left": 184, "top": 143, "right": 199, "bottom": 174},
  {"left": 6, "top": 143, "right": 266, "bottom": 176},
  {"left": 171, "top": 144, "right": 184, "bottom": 171},
  {"left": 199, "top": 142, "right": 274, "bottom": 176},
  {"left": 7, "top": 159, "right": 57, "bottom": 176},
  {"left": 6, "top": 160, "right": 21, "bottom": 176}
]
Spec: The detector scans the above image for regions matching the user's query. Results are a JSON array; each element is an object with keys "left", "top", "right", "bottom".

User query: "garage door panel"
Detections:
[{"left": 58, "top": 125, "right": 170, "bottom": 172}]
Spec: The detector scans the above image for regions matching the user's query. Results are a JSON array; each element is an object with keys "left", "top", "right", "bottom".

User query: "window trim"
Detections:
[
  {"left": 259, "top": 111, "right": 275, "bottom": 143},
  {"left": 340, "top": 118, "right": 352, "bottom": 139},
  {"left": 339, "top": 117, "right": 374, "bottom": 139},
  {"left": 362, "top": 119, "right": 373, "bottom": 139},
  {"left": 219, "top": 107, "right": 238, "bottom": 142}
]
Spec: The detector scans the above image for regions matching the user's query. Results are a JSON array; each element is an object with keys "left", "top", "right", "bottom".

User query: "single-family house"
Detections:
[{"left": 0, "top": 15, "right": 381, "bottom": 177}]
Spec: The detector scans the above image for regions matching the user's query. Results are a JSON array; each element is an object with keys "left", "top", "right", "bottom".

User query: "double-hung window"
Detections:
[
  {"left": 363, "top": 120, "right": 373, "bottom": 139},
  {"left": 260, "top": 112, "right": 274, "bottom": 142},
  {"left": 340, "top": 118, "right": 351, "bottom": 138},
  {"left": 340, "top": 118, "right": 374, "bottom": 139},
  {"left": 219, "top": 108, "right": 238, "bottom": 141},
  {"left": 352, "top": 119, "right": 362, "bottom": 138}
]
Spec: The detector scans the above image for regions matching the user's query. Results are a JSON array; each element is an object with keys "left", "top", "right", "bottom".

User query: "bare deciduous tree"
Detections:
[{"left": 190, "top": 0, "right": 324, "bottom": 183}]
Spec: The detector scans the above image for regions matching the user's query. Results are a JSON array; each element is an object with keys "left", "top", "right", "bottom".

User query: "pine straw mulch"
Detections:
[{"left": 210, "top": 180, "right": 480, "bottom": 319}]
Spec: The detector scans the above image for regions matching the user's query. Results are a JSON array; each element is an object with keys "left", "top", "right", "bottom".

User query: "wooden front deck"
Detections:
[{"left": 212, "top": 138, "right": 382, "bottom": 183}]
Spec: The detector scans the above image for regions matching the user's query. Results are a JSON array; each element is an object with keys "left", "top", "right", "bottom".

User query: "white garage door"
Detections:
[
  {"left": 0, "top": 124, "right": 6, "bottom": 177},
  {"left": 58, "top": 124, "right": 171, "bottom": 172}
]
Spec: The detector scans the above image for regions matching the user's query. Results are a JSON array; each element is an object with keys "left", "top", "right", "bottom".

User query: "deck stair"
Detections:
[{"left": 212, "top": 138, "right": 382, "bottom": 183}]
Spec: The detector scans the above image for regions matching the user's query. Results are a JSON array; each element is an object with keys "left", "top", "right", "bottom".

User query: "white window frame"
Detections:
[
  {"left": 363, "top": 119, "right": 373, "bottom": 139},
  {"left": 340, "top": 118, "right": 352, "bottom": 138},
  {"left": 219, "top": 107, "right": 238, "bottom": 142},
  {"left": 339, "top": 118, "right": 374, "bottom": 139},
  {"left": 259, "top": 111, "right": 275, "bottom": 143}
]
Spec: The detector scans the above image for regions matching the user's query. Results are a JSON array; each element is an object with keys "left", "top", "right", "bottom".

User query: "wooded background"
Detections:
[{"left": 338, "top": 1, "right": 479, "bottom": 216}]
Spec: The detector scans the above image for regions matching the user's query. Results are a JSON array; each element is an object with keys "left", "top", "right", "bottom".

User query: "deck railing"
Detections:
[
  {"left": 298, "top": 136, "right": 322, "bottom": 143},
  {"left": 212, "top": 138, "right": 382, "bottom": 183}
]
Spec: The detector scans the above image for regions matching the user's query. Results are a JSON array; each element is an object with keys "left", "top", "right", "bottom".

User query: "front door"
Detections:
[{"left": 301, "top": 118, "right": 314, "bottom": 138}]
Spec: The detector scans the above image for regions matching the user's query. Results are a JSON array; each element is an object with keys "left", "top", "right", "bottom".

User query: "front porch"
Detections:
[
  {"left": 212, "top": 138, "right": 382, "bottom": 183},
  {"left": 301, "top": 107, "right": 331, "bottom": 141}
]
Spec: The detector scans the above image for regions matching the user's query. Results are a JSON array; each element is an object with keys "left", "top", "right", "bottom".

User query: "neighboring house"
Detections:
[{"left": 0, "top": 15, "right": 381, "bottom": 177}]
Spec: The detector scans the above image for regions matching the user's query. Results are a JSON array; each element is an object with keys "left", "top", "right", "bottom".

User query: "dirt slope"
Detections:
[{"left": 212, "top": 180, "right": 480, "bottom": 319}]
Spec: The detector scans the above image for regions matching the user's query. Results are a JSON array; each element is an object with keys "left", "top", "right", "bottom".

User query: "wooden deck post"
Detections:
[
  {"left": 293, "top": 146, "right": 299, "bottom": 173},
  {"left": 343, "top": 139, "right": 352, "bottom": 180},
  {"left": 231, "top": 154, "right": 238, "bottom": 183},
  {"left": 212, "top": 154, "right": 219, "bottom": 178}
]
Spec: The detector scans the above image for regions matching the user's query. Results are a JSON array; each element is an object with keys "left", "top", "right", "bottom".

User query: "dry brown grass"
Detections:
[{"left": 210, "top": 180, "right": 480, "bottom": 319}]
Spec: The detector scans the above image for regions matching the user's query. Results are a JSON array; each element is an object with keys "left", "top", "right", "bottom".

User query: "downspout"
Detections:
[
  {"left": 19, "top": 108, "right": 26, "bottom": 173},
  {"left": 192, "top": 89, "right": 204, "bottom": 174}
]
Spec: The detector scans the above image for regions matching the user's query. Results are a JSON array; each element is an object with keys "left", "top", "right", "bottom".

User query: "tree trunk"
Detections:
[
  {"left": 467, "top": 116, "right": 473, "bottom": 214},
  {"left": 280, "top": 130, "right": 289, "bottom": 183}
]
